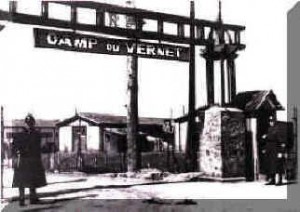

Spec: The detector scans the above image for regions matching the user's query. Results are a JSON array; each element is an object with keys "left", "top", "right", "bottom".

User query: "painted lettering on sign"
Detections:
[
  {"left": 34, "top": 28, "right": 190, "bottom": 62},
  {"left": 46, "top": 32, "right": 98, "bottom": 49}
]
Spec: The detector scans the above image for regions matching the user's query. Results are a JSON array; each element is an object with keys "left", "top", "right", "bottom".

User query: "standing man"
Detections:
[
  {"left": 275, "top": 142, "right": 286, "bottom": 185},
  {"left": 264, "top": 116, "right": 285, "bottom": 185},
  {"left": 12, "top": 114, "right": 47, "bottom": 206}
]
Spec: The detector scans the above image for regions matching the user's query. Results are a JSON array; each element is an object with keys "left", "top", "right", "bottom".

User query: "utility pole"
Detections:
[
  {"left": 186, "top": 0, "right": 197, "bottom": 172},
  {"left": 126, "top": 0, "right": 140, "bottom": 172}
]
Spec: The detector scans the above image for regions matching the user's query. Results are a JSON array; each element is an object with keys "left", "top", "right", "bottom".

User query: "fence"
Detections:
[{"left": 54, "top": 151, "right": 187, "bottom": 173}]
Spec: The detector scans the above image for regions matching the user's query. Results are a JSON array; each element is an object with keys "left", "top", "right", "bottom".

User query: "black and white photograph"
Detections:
[{"left": 0, "top": 0, "right": 299, "bottom": 211}]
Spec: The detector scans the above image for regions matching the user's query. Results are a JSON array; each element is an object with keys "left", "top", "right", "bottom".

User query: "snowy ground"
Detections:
[{"left": 1, "top": 168, "right": 289, "bottom": 211}]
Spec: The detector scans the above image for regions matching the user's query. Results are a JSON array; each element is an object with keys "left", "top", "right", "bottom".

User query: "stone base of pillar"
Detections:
[{"left": 198, "top": 106, "right": 246, "bottom": 180}]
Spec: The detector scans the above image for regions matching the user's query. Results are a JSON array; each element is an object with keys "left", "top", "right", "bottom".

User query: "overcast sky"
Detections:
[{"left": 0, "top": 0, "right": 296, "bottom": 121}]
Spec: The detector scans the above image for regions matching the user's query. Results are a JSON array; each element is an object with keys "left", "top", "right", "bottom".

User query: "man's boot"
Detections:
[
  {"left": 29, "top": 188, "right": 40, "bottom": 204},
  {"left": 276, "top": 174, "right": 283, "bottom": 186},
  {"left": 265, "top": 174, "right": 276, "bottom": 185},
  {"left": 18, "top": 187, "right": 25, "bottom": 206}
]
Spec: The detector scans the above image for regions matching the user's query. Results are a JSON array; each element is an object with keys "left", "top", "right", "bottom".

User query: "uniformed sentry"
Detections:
[
  {"left": 12, "top": 114, "right": 47, "bottom": 206},
  {"left": 264, "top": 116, "right": 286, "bottom": 186}
]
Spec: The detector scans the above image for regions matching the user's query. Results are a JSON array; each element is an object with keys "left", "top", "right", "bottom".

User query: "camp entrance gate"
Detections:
[
  {"left": 33, "top": 28, "right": 190, "bottom": 62},
  {"left": 0, "top": 1, "right": 245, "bottom": 172}
]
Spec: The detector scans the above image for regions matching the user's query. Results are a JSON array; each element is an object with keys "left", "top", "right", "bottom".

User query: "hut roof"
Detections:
[
  {"left": 231, "top": 90, "right": 284, "bottom": 112},
  {"left": 56, "top": 112, "right": 170, "bottom": 127},
  {"left": 174, "top": 90, "right": 284, "bottom": 123}
]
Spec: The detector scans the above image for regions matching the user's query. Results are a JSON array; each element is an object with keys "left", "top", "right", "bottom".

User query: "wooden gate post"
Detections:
[
  {"left": 186, "top": 0, "right": 197, "bottom": 172},
  {"left": 126, "top": 0, "right": 140, "bottom": 172}
]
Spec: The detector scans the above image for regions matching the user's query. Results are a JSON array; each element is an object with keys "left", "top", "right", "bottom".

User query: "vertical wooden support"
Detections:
[
  {"left": 167, "top": 137, "right": 170, "bottom": 169},
  {"left": 205, "top": 45, "right": 215, "bottom": 105},
  {"left": 186, "top": 0, "right": 197, "bottom": 172},
  {"left": 178, "top": 123, "right": 182, "bottom": 152},
  {"left": 77, "top": 117, "right": 82, "bottom": 170},
  {"left": 136, "top": 19, "right": 143, "bottom": 32},
  {"left": 177, "top": 23, "right": 185, "bottom": 38},
  {"left": 99, "top": 126, "right": 105, "bottom": 152},
  {"left": 206, "top": 59, "right": 215, "bottom": 105},
  {"left": 227, "top": 56, "right": 237, "bottom": 102},
  {"left": 178, "top": 105, "right": 185, "bottom": 152},
  {"left": 208, "top": 27, "right": 214, "bottom": 41},
  {"left": 126, "top": 0, "right": 140, "bottom": 172},
  {"left": 235, "top": 31, "right": 241, "bottom": 44},
  {"left": 158, "top": 19, "right": 164, "bottom": 35},
  {"left": 196, "top": 26, "right": 204, "bottom": 40},
  {"left": 195, "top": 26, "right": 200, "bottom": 39},
  {"left": 96, "top": 10, "right": 105, "bottom": 27},
  {"left": 41, "top": 1, "right": 49, "bottom": 20},
  {"left": 220, "top": 59, "right": 225, "bottom": 106},
  {"left": 71, "top": 5, "right": 77, "bottom": 27},
  {"left": 226, "top": 60, "right": 231, "bottom": 103},
  {"left": 126, "top": 49, "right": 139, "bottom": 172},
  {"left": 1, "top": 106, "right": 4, "bottom": 199},
  {"left": 51, "top": 128, "right": 56, "bottom": 171},
  {"left": 9, "top": 1, "right": 17, "bottom": 14}
]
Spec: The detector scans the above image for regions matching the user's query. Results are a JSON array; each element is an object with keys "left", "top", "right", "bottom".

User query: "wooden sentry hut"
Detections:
[
  {"left": 231, "top": 90, "right": 285, "bottom": 179},
  {"left": 173, "top": 90, "right": 288, "bottom": 180}
]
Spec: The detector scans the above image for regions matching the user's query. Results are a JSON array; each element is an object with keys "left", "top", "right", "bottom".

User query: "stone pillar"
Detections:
[{"left": 199, "top": 106, "right": 246, "bottom": 180}]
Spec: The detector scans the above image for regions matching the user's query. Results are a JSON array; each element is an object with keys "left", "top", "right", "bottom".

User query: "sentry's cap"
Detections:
[{"left": 25, "top": 113, "right": 35, "bottom": 125}]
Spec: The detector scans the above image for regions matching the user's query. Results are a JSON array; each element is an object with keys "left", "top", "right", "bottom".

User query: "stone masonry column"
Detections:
[{"left": 199, "top": 106, "right": 246, "bottom": 180}]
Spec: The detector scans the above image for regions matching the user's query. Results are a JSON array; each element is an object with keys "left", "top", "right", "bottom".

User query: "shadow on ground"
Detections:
[
  {"left": 2, "top": 194, "right": 97, "bottom": 212},
  {"left": 2, "top": 199, "right": 203, "bottom": 212},
  {"left": 7, "top": 180, "right": 194, "bottom": 202}
]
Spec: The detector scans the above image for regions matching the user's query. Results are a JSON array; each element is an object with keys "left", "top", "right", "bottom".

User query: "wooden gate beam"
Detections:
[{"left": 0, "top": 1, "right": 245, "bottom": 48}]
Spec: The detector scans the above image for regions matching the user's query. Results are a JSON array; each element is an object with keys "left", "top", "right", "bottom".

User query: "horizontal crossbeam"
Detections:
[
  {"left": 0, "top": 1, "right": 245, "bottom": 49},
  {"left": 54, "top": 1, "right": 245, "bottom": 30}
]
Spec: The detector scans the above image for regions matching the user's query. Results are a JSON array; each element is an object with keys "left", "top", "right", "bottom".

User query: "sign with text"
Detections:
[{"left": 34, "top": 28, "right": 190, "bottom": 62}]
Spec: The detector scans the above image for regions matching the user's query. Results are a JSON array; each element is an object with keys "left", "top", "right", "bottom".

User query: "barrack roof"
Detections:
[{"left": 56, "top": 112, "right": 170, "bottom": 127}]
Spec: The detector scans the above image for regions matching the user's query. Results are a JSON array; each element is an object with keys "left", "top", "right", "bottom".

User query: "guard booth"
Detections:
[{"left": 231, "top": 90, "right": 288, "bottom": 180}]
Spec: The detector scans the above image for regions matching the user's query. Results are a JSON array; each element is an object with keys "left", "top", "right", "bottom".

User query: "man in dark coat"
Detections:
[
  {"left": 12, "top": 114, "right": 47, "bottom": 206},
  {"left": 264, "top": 117, "right": 285, "bottom": 185}
]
